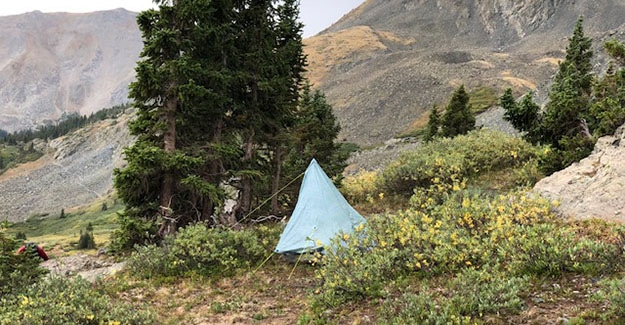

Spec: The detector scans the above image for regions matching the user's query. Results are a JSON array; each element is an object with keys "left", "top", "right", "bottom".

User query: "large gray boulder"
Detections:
[{"left": 533, "top": 126, "right": 625, "bottom": 221}]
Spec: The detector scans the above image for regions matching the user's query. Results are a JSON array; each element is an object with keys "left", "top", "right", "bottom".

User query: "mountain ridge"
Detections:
[
  {"left": 0, "top": 9, "right": 141, "bottom": 132},
  {"left": 308, "top": 0, "right": 625, "bottom": 144}
]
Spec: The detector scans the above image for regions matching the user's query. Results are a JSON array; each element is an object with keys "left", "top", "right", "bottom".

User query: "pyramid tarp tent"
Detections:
[{"left": 275, "top": 159, "right": 366, "bottom": 254}]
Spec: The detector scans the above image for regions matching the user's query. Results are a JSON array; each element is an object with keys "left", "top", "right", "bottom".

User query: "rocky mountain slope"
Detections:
[
  {"left": 306, "top": 0, "right": 625, "bottom": 145},
  {"left": 0, "top": 113, "right": 134, "bottom": 222},
  {"left": 2, "top": 2, "right": 625, "bottom": 219},
  {"left": 0, "top": 9, "right": 141, "bottom": 133}
]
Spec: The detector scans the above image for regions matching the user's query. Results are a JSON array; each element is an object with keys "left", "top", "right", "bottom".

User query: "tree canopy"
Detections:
[
  {"left": 501, "top": 16, "right": 625, "bottom": 173},
  {"left": 441, "top": 85, "right": 475, "bottom": 138},
  {"left": 113, "top": 0, "right": 345, "bottom": 247}
]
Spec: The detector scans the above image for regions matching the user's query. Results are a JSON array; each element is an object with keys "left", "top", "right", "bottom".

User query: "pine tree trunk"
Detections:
[
  {"left": 159, "top": 89, "right": 177, "bottom": 237},
  {"left": 206, "top": 118, "right": 223, "bottom": 225},
  {"left": 239, "top": 130, "right": 255, "bottom": 219},
  {"left": 271, "top": 146, "right": 282, "bottom": 213}
]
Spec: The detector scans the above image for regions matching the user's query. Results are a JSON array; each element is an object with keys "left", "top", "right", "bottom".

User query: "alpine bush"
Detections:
[
  {"left": 0, "top": 225, "right": 48, "bottom": 297},
  {"left": 312, "top": 188, "right": 554, "bottom": 308},
  {"left": 379, "top": 290, "right": 472, "bottom": 325},
  {"left": 0, "top": 276, "right": 154, "bottom": 325},
  {"left": 593, "top": 277, "right": 625, "bottom": 319},
  {"left": 502, "top": 222, "right": 623, "bottom": 277},
  {"left": 128, "top": 223, "right": 280, "bottom": 279},
  {"left": 380, "top": 129, "right": 542, "bottom": 196}
]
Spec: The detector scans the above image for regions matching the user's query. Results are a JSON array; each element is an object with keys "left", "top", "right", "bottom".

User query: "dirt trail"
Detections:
[{"left": 42, "top": 254, "right": 125, "bottom": 283}]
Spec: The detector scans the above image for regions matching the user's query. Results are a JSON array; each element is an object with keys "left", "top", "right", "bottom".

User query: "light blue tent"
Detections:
[{"left": 275, "top": 159, "right": 366, "bottom": 254}]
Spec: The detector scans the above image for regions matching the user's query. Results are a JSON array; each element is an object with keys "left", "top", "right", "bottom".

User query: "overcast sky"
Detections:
[{"left": 0, "top": 0, "right": 364, "bottom": 38}]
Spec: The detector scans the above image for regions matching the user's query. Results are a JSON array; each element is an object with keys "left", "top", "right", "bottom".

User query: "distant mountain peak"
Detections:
[{"left": 0, "top": 10, "right": 141, "bottom": 133}]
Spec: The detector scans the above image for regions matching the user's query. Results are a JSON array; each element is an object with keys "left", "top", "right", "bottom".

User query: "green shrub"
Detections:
[
  {"left": 0, "top": 225, "right": 47, "bottom": 297},
  {"left": 539, "top": 135, "right": 595, "bottom": 175},
  {"left": 380, "top": 129, "right": 541, "bottom": 196},
  {"left": 109, "top": 212, "right": 159, "bottom": 253},
  {"left": 312, "top": 189, "right": 554, "bottom": 308},
  {"left": 341, "top": 170, "right": 381, "bottom": 204},
  {"left": 502, "top": 223, "right": 576, "bottom": 276},
  {"left": 448, "top": 266, "right": 528, "bottom": 316},
  {"left": 169, "top": 224, "right": 267, "bottom": 276},
  {"left": 379, "top": 266, "right": 526, "bottom": 324},
  {"left": 593, "top": 277, "right": 625, "bottom": 319},
  {"left": 126, "top": 243, "right": 176, "bottom": 280},
  {"left": 510, "top": 158, "right": 544, "bottom": 187},
  {"left": 567, "top": 237, "right": 621, "bottom": 275},
  {"left": 502, "top": 223, "right": 623, "bottom": 277},
  {"left": 0, "top": 276, "right": 153, "bottom": 324},
  {"left": 127, "top": 223, "right": 280, "bottom": 279},
  {"left": 379, "top": 290, "right": 472, "bottom": 325},
  {"left": 312, "top": 225, "right": 397, "bottom": 308},
  {"left": 309, "top": 182, "right": 624, "bottom": 321}
]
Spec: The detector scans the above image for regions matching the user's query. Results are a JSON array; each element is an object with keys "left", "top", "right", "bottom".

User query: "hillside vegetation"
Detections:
[
  {"left": 4, "top": 3, "right": 625, "bottom": 324},
  {"left": 3, "top": 130, "right": 625, "bottom": 324}
]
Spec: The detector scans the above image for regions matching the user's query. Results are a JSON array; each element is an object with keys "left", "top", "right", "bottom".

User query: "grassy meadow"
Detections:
[{"left": 6, "top": 197, "right": 121, "bottom": 257}]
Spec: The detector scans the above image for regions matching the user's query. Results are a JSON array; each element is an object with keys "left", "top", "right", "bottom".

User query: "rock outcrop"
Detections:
[
  {"left": 43, "top": 254, "right": 126, "bottom": 283},
  {"left": 534, "top": 126, "right": 625, "bottom": 221}
]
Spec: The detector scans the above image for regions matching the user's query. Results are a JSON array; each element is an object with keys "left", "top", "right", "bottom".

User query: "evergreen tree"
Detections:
[
  {"left": 516, "top": 94, "right": 542, "bottom": 143},
  {"left": 542, "top": 16, "right": 594, "bottom": 149},
  {"left": 500, "top": 88, "right": 517, "bottom": 121},
  {"left": 1, "top": 225, "right": 47, "bottom": 296},
  {"left": 230, "top": 0, "right": 270, "bottom": 218},
  {"left": 114, "top": 0, "right": 321, "bottom": 245},
  {"left": 265, "top": 0, "right": 308, "bottom": 214},
  {"left": 533, "top": 16, "right": 595, "bottom": 172},
  {"left": 423, "top": 105, "right": 441, "bottom": 142},
  {"left": 280, "top": 83, "right": 346, "bottom": 214},
  {"left": 500, "top": 89, "right": 541, "bottom": 143},
  {"left": 115, "top": 0, "right": 186, "bottom": 237},
  {"left": 78, "top": 230, "right": 96, "bottom": 250},
  {"left": 114, "top": 0, "right": 236, "bottom": 238},
  {"left": 441, "top": 85, "right": 475, "bottom": 137},
  {"left": 290, "top": 84, "right": 346, "bottom": 177},
  {"left": 589, "top": 41, "right": 625, "bottom": 137}
]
